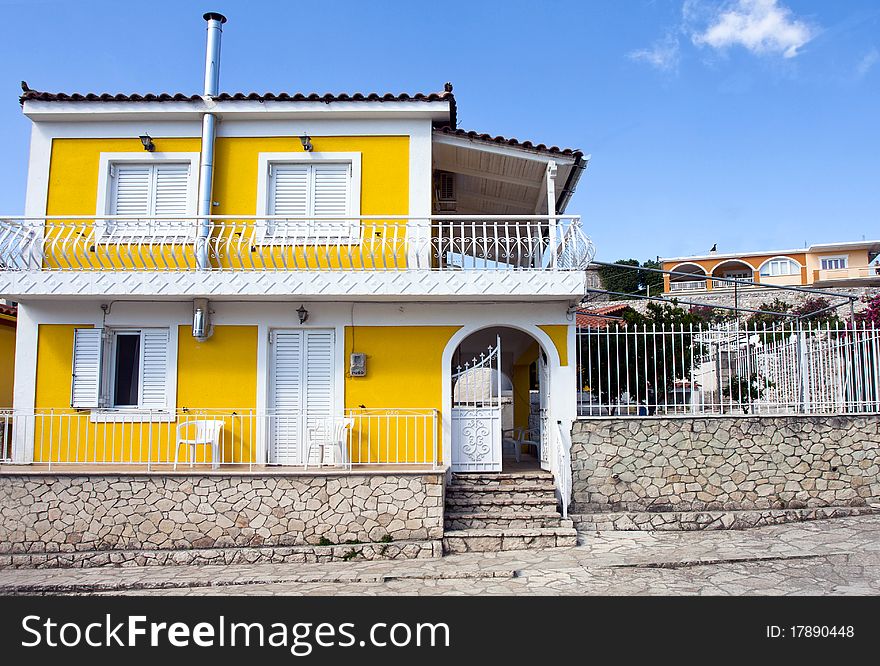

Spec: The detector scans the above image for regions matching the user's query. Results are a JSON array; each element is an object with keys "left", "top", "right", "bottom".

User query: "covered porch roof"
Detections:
[{"left": 432, "top": 127, "right": 588, "bottom": 216}]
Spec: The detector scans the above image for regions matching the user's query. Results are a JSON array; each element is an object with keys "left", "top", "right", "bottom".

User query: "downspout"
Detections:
[
  {"left": 555, "top": 153, "right": 590, "bottom": 214},
  {"left": 196, "top": 12, "right": 227, "bottom": 270}
]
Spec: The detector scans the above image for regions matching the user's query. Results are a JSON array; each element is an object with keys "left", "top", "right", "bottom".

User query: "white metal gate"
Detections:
[
  {"left": 451, "top": 336, "right": 502, "bottom": 472},
  {"left": 537, "top": 350, "right": 551, "bottom": 471}
]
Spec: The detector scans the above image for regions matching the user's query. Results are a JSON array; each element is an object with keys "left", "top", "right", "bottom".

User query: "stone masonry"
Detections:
[
  {"left": 606, "top": 285, "right": 878, "bottom": 317},
  {"left": 571, "top": 416, "right": 880, "bottom": 514},
  {"left": 0, "top": 471, "right": 445, "bottom": 568}
]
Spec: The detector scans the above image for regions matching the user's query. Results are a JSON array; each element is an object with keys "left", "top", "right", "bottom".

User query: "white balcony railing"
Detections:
[
  {"left": 814, "top": 266, "right": 880, "bottom": 283},
  {"left": 0, "top": 408, "right": 440, "bottom": 470},
  {"left": 710, "top": 278, "right": 753, "bottom": 290},
  {"left": 668, "top": 279, "right": 707, "bottom": 292},
  {"left": 0, "top": 215, "right": 593, "bottom": 272}
]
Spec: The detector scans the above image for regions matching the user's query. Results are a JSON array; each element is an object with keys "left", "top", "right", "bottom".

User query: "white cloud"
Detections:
[
  {"left": 691, "top": 0, "right": 816, "bottom": 58},
  {"left": 856, "top": 48, "right": 879, "bottom": 78},
  {"left": 628, "top": 33, "right": 681, "bottom": 72}
]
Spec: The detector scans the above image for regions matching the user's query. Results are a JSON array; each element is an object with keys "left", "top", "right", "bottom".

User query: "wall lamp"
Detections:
[
  {"left": 139, "top": 134, "right": 155, "bottom": 152},
  {"left": 299, "top": 134, "right": 313, "bottom": 152},
  {"left": 296, "top": 305, "right": 310, "bottom": 324}
]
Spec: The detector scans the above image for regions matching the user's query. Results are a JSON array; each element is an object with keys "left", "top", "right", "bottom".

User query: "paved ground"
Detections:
[{"left": 3, "top": 516, "right": 880, "bottom": 595}]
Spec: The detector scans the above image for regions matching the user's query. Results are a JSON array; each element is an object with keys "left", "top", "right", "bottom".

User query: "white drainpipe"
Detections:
[{"left": 196, "top": 12, "right": 226, "bottom": 270}]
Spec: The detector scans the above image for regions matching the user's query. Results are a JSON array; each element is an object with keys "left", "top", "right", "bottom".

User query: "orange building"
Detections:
[{"left": 660, "top": 240, "right": 880, "bottom": 294}]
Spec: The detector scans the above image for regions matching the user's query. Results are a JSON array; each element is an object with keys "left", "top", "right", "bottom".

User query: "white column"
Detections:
[
  {"left": 406, "top": 122, "right": 433, "bottom": 269},
  {"left": 11, "top": 303, "right": 37, "bottom": 463}
]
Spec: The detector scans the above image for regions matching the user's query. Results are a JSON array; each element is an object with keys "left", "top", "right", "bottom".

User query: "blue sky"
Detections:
[{"left": 0, "top": 0, "right": 877, "bottom": 261}]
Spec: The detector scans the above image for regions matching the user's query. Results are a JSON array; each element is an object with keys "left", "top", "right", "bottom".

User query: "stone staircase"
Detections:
[{"left": 442, "top": 470, "right": 578, "bottom": 553}]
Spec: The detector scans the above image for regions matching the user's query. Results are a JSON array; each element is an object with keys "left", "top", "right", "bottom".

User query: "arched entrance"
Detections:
[{"left": 449, "top": 326, "right": 551, "bottom": 473}]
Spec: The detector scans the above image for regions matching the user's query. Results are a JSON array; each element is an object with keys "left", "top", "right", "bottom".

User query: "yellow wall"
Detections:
[
  {"left": 32, "top": 323, "right": 258, "bottom": 464},
  {"left": 512, "top": 342, "right": 538, "bottom": 430},
  {"left": 539, "top": 324, "right": 569, "bottom": 366},
  {"left": 44, "top": 135, "right": 410, "bottom": 270},
  {"left": 0, "top": 319, "right": 16, "bottom": 408},
  {"left": 344, "top": 325, "right": 459, "bottom": 463}
]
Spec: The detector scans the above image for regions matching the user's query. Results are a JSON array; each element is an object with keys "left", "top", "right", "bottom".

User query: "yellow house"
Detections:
[
  {"left": 0, "top": 14, "right": 592, "bottom": 484},
  {"left": 661, "top": 241, "right": 880, "bottom": 294}
]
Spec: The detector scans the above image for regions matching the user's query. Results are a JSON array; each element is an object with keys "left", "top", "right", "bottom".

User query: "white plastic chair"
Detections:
[
  {"left": 503, "top": 426, "right": 541, "bottom": 461},
  {"left": 173, "top": 420, "right": 224, "bottom": 469},
  {"left": 305, "top": 417, "right": 354, "bottom": 469}
]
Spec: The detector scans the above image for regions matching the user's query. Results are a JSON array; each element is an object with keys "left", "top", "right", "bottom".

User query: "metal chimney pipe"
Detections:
[{"left": 196, "top": 12, "right": 226, "bottom": 270}]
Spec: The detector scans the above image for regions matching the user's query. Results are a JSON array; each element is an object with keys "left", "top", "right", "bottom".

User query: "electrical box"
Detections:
[{"left": 350, "top": 353, "right": 367, "bottom": 377}]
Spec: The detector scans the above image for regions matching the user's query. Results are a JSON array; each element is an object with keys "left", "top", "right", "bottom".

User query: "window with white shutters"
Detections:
[
  {"left": 108, "top": 162, "right": 191, "bottom": 236},
  {"left": 266, "top": 162, "right": 353, "bottom": 239},
  {"left": 71, "top": 327, "right": 171, "bottom": 412}
]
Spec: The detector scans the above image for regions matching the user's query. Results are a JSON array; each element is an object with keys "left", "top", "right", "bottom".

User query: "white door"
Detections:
[
  {"left": 269, "top": 329, "right": 335, "bottom": 464},
  {"left": 451, "top": 336, "right": 503, "bottom": 472},
  {"left": 538, "top": 351, "right": 551, "bottom": 471}
]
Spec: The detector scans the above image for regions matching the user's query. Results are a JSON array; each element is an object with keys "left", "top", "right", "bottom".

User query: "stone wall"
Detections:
[
  {"left": 571, "top": 416, "right": 880, "bottom": 513},
  {"left": 608, "top": 285, "right": 878, "bottom": 316},
  {"left": 0, "top": 471, "right": 444, "bottom": 568}
]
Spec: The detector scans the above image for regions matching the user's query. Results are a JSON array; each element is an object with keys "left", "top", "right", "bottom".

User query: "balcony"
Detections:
[
  {"left": 1, "top": 408, "right": 440, "bottom": 470},
  {"left": 710, "top": 278, "right": 754, "bottom": 290},
  {"left": 0, "top": 215, "right": 594, "bottom": 301},
  {"left": 813, "top": 265, "right": 880, "bottom": 287},
  {"left": 668, "top": 279, "right": 707, "bottom": 292}
]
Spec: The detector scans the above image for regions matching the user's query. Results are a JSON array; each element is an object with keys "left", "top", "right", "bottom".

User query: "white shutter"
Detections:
[
  {"left": 140, "top": 328, "right": 169, "bottom": 409},
  {"left": 303, "top": 330, "right": 335, "bottom": 464},
  {"left": 153, "top": 164, "right": 190, "bottom": 236},
  {"left": 111, "top": 164, "right": 152, "bottom": 217},
  {"left": 269, "top": 164, "right": 309, "bottom": 238},
  {"left": 110, "top": 164, "right": 151, "bottom": 236},
  {"left": 311, "top": 163, "right": 349, "bottom": 216},
  {"left": 271, "top": 330, "right": 304, "bottom": 464},
  {"left": 71, "top": 328, "right": 104, "bottom": 408}
]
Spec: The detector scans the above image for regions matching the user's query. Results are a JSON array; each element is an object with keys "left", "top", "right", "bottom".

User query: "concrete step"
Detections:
[
  {"left": 446, "top": 490, "right": 556, "bottom": 504},
  {"left": 445, "top": 511, "right": 571, "bottom": 530},
  {"left": 451, "top": 471, "right": 552, "bottom": 486},
  {"left": 442, "top": 527, "right": 578, "bottom": 554},
  {"left": 450, "top": 477, "right": 555, "bottom": 491},
  {"left": 445, "top": 496, "right": 558, "bottom": 513}
]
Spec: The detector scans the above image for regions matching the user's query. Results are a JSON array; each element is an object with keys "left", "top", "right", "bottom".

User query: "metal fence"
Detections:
[
  {"left": 0, "top": 408, "right": 439, "bottom": 469},
  {"left": 0, "top": 215, "right": 593, "bottom": 272},
  {"left": 576, "top": 322, "right": 880, "bottom": 417}
]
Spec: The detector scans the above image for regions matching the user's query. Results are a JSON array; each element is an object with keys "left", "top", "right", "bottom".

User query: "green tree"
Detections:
[
  {"left": 578, "top": 302, "right": 703, "bottom": 412},
  {"left": 597, "top": 258, "right": 664, "bottom": 299}
]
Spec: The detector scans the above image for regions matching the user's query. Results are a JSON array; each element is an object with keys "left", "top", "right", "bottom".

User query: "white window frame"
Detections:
[
  {"left": 91, "top": 325, "right": 178, "bottom": 423},
  {"left": 108, "top": 329, "right": 145, "bottom": 409},
  {"left": 95, "top": 152, "right": 200, "bottom": 240},
  {"left": 820, "top": 255, "right": 849, "bottom": 271},
  {"left": 255, "top": 152, "right": 362, "bottom": 244},
  {"left": 759, "top": 257, "right": 800, "bottom": 277}
]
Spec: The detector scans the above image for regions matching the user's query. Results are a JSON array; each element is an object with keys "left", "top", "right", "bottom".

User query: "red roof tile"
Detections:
[
  {"left": 19, "top": 81, "right": 458, "bottom": 125},
  {"left": 576, "top": 303, "right": 632, "bottom": 328},
  {"left": 0, "top": 303, "right": 17, "bottom": 318},
  {"left": 435, "top": 126, "right": 583, "bottom": 158}
]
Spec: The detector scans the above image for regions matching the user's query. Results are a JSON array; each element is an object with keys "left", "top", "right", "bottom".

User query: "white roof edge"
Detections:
[
  {"left": 661, "top": 240, "right": 880, "bottom": 264},
  {"left": 432, "top": 131, "right": 579, "bottom": 165},
  {"left": 22, "top": 98, "right": 452, "bottom": 122}
]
